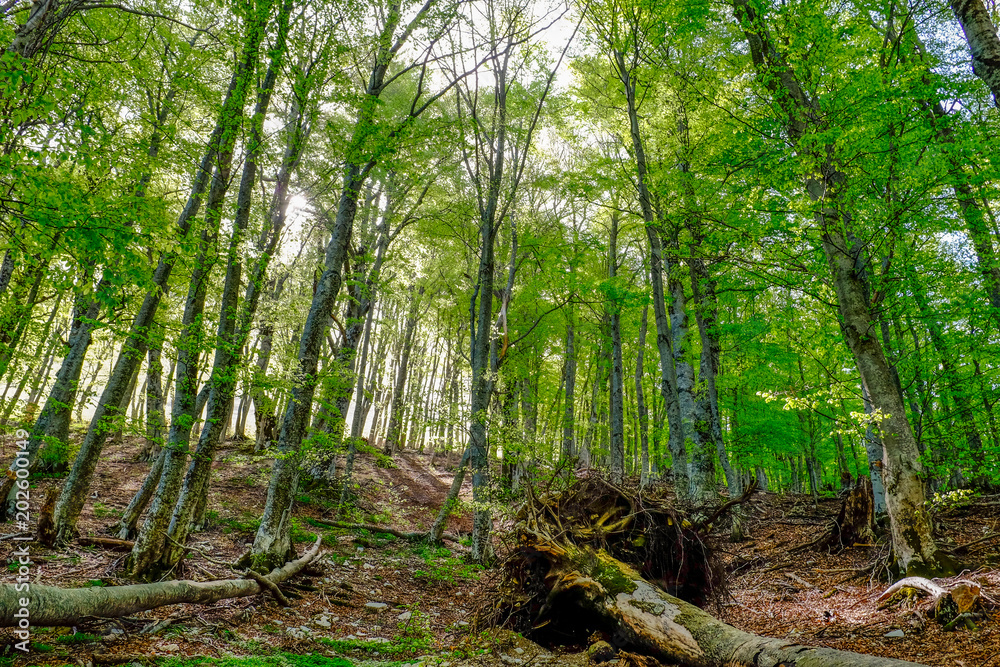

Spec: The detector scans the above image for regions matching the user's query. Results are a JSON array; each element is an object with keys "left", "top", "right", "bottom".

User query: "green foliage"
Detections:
[
  {"left": 927, "top": 489, "right": 978, "bottom": 514},
  {"left": 318, "top": 635, "right": 430, "bottom": 657},
  {"left": 93, "top": 502, "right": 122, "bottom": 519},
  {"left": 410, "top": 544, "right": 483, "bottom": 585},
  {"left": 162, "top": 655, "right": 352, "bottom": 667}
]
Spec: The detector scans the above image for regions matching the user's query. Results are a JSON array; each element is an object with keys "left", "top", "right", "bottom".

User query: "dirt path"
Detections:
[
  {"left": 356, "top": 450, "right": 472, "bottom": 533},
  {"left": 375, "top": 452, "right": 452, "bottom": 508}
]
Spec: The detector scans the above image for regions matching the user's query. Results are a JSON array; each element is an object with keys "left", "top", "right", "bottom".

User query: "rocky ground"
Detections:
[{"left": 1, "top": 435, "right": 999, "bottom": 667}]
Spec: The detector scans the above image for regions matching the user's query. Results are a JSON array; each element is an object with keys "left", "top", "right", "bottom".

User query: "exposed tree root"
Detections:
[
  {"left": 244, "top": 569, "right": 290, "bottom": 607},
  {"left": 792, "top": 477, "right": 876, "bottom": 554},
  {"left": 495, "top": 536, "right": 928, "bottom": 666},
  {"left": 692, "top": 479, "right": 757, "bottom": 532},
  {"left": 0, "top": 535, "right": 321, "bottom": 627},
  {"left": 481, "top": 475, "right": 930, "bottom": 667},
  {"left": 877, "top": 575, "right": 983, "bottom": 628}
]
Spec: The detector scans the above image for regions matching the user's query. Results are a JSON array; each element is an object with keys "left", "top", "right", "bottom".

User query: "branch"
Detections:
[
  {"left": 78, "top": 3, "right": 218, "bottom": 39},
  {"left": 692, "top": 479, "right": 758, "bottom": 532},
  {"left": 0, "top": 536, "right": 322, "bottom": 627}
]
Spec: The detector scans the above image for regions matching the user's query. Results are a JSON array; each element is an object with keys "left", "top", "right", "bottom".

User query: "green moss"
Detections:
[
  {"left": 627, "top": 599, "right": 665, "bottom": 615},
  {"left": 161, "top": 654, "right": 352, "bottom": 667},
  {"left": 904, "top": 549, "right": 960, "bottom": 579},
  {"left": 319, "top": 635, "right": 430, "bottom": 656},
  {"left": 590, "top": 551, "right": 637, "bottom": 596}
]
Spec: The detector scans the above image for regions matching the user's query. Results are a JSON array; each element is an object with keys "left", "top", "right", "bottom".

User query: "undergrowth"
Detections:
[{"left": 162, "top": 655, "right": 353, "bottom": 667}]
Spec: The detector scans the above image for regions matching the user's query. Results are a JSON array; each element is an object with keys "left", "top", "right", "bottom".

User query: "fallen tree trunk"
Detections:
[
  {"left": 514, "top": 540, "right": 927, "bottom": 667},
  {"left": 0, "top": 535, "right": 321, "bottom": 627},
  {"left": 79, "top": 536, "right": 136, "bottom": 550},
  {"left": 487, "top": 475, "right": 927, "bottom": 667}
]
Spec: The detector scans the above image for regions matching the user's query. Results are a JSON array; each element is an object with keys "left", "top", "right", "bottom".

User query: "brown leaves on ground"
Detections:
[
  {"left": 2, "top": 438, "right": 999, "bottom": 667},
  {"left": 715, "top": 490, "right": 1000, "bottom": 666}
]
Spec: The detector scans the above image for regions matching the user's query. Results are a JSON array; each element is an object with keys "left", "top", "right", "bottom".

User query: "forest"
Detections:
[{"left": 2, "top": 0, "right": 1000, "bottom": 664}]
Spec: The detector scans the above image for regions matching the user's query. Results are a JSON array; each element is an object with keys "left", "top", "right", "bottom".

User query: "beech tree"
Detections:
[{"left": 4, "top": 0, "right": 1000, "bottom": 590}]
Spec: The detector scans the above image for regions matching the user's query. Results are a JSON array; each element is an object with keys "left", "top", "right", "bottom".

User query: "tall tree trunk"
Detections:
[
  {"left": 561, "top": 318, "right": 576, "bottom": 462},
  {"left": 134, "top": 4, "right": 296, "bottom": 575},
  {"left": 338, "top": 299, "right": 377, "bottom": 511},
  {"left": 248, "top": 1, "right": 419, "bottom": 568},
  {"left": 636, "top": 303, "right": 651, "bottom": 487},
  {"left": 114, "top": 447, "right": 166, "bottom": 539},
  {"left": 384, "top": 286, "right": 422, "bottom": 453},
  {"left": 689, "top": 254, "right": 738, "bottom": 497},
  {"left": 47, "top": 90, "right": 233, "bottom": 543},
  {"left": 608, "top": 213, "right": 625, "bottom": 483},
  {"left": 948, "top": 0, "right": 1000, "bottom": 106},
  {"left": 731, "top": 0, "right": 952, "bottom": 576},
  {"left": 612, "top": 49, "right": 688, "bottom": 498},
  {"left": 139, "top": 337, "right": 166, "bottom": 462},
  {"left": 429, "top": 446, "right": 470, "bottom": 543},
  {"left": 668, "top": 250, "right": 713, "bottom": 501}
]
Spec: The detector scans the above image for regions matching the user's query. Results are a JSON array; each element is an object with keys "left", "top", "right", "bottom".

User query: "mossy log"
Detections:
[
  {"left": 0, "top": 535, "right": 320, "bottom": 627},
  {"left": 515, "top": 539, "right": 928, "bottom": 667}
]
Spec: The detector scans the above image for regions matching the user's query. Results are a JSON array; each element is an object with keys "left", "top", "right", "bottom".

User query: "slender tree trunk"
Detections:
[
  {"left": 689, "top": 254, "right": 738, "bottom": 497},
  {"left": 48, "top": 108, "right": 229, "bottom": 543},
  {"left": 384, "top": 286, "right": 422, "bottom": 454},
  {"left": 118, "top": 9, "right": 275, "bottom": 568},
  {"left": 338, "top": 300, "right": 377, "bottom": 511},
  {"left": 115, "top": 447, "right": 165, "bottom": 539},
  {"left": 429, "top": 446, "right": 470, "bottom": 543},
  {"left": 139, "top": 338, "right": 165, "bottom": 462},
  {"left": 636, "top": 303, "right": 651, "bottom": 487},
  {"left": 608, "top": 214, "right": 625, "bottom": 484},
  {"left": 248, "top": 2, "right": 415, "bottom": 567},
  {"left": 133, "top": 5, "right": 295, "bottom": 575},
  {"left": 0, "top": 241, "right": 54, "bottom": 383},
  {"left": 561, "top": 317, "right": 576, "bottom": 462},
  {"left": 75, "top": 358, "right": 104, "bottom": 422}
]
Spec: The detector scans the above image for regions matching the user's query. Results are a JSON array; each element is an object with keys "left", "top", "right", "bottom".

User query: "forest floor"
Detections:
[{"left": 2, "top": 436, "right": 1000, "bottom": 667}]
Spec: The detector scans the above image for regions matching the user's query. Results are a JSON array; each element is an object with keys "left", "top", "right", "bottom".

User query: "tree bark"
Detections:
[
  {"left": 47, "top": 58, "right": 240, "bottom": 542},
  {"left": 948, "top": 0, "right": 1000, "bottom": 106},
  {"left": 0, "top": 536, "right": 321, "bottom": 628},
  {"left": 249, "top": 0, "right": 419, "bottom": 569},
  {"left": 153, "top": 0, "right": 296, "bottom": 573},
  {"left": 611, "top": 48, "right": 688, "bottom": 498},
  {"left": 530, "top": 542, "right": 927, "bottom": 667},
  {"left": 731, "top": 0, "right": 952, "bottom": 576},
  {"left": 384, "top": 285, "right": 422, "bottom": 453},
  {"left": 636, "top": 303, "right": 651, "bottom": 487},
  {"left": 123, "top": 2, "right": 277, "bottom": 572},
  {"left": 608, "top": 212, "right": 625, "bottom": 483},
  {"left": 562, "top": 318, "right": 576, "bottom": 461}
]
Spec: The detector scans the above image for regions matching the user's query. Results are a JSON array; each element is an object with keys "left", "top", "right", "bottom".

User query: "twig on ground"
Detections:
[{"left": 244, "top": 570, "right": 290, "bottom": 607}]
